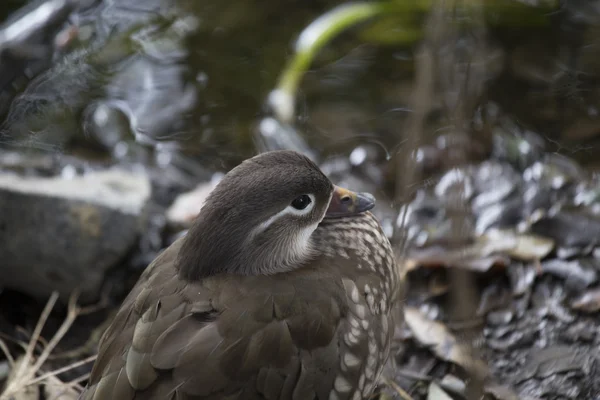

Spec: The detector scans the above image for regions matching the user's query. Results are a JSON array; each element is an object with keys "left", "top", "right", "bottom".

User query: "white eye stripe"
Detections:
[{"left": 256, "top": 194, "right": 316, "bottom": 232}]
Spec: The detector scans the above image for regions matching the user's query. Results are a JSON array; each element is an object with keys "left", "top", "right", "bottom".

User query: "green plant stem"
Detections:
[{"left": 270, "top": 2, "right": 389, "bottom": 122}]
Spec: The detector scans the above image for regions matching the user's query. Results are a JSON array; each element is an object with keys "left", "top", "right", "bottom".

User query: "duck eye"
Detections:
[{"left": 291, "top": 194, "right": 312, "bottom": 210}]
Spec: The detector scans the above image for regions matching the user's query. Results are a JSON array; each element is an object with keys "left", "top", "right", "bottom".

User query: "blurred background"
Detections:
[{"left": 1, "top": 0, "right": 600, "bottom": 399}]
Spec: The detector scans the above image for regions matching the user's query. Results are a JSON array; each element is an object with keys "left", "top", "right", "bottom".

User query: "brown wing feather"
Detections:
[{"left": 81, "top": 240, "right": 351, "bottom": 400}]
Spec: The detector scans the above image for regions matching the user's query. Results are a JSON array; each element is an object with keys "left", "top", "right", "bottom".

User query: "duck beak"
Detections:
[{"left": 325, "top": 185, "right": 376, "bottom": 218}]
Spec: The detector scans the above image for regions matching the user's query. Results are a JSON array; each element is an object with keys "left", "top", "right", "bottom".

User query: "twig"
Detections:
[
  {"left": 50, "top": 289, "right": 114, "bottom": 360},
  {"left": 0, "top": 291, "right": 87, "bottom": 400},
  {"left": 31, "top": 291, "right": 80, "bottom": 373},
  {"left": 0, "top": 338, "right": 15, "bottom": 367},
  {"left": 50, "top": 308, "right": 116, "bottom": 360},
  {"left": 8, "top": 291, "right": 58, "bottom": 392},
  {"left": 10, "top": 327, "right": 34, "bottom": 350},
  {"left": 67, "top": 371, "right": 90, "bottom": 387},
  {"left": 394, "top": 368, "right": 433, "bottom": 383},
  {"left": 384, "top": 378, "right": 415, "bottom": 400},
  {"left": 27, "top": 354, "right": 96, "bottom": 386},
  {"left": 78, "top": 283, "right": 111, "bottom": 317},
  {"left": 47, "top": 372, "right": 90, "bottom": 400}
]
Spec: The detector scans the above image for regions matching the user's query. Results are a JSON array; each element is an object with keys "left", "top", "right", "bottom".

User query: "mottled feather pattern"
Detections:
[
  {"left": 315, "top": 212, "right": 402, "bottom": 400},
  {"left": 81, "top": 212, "right": 401, "bottom": 400}
]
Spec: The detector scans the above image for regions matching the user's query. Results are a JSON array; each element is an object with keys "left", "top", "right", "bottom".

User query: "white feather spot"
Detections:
[
  {"left": 343, "top": 352, "right": 361, "bottom": 368},
  {"left": 346, "top": 332, "right": 359, "bottom": 345},
  {"left": 334, "top": 376, "right": 352, "bottom": 392},
  {"left": 354, "top": 304, "right": 366, "bottom": 319},
  {"left": 368, "top": 340, "right": 377, "bottom": 355},
  {"left": 350, "top": 285, "right": 359, "bottom": 303}
]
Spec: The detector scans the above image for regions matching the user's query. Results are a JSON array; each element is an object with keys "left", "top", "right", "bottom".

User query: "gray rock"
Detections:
[
  {"left": 0, "top": 168, "right": 151, "bottom": 301},
  {"left": 165, "top": 175, "right": 221, "bottom": 229}
]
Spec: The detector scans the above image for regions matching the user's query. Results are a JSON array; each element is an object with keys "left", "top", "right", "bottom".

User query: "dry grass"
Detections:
[{"left": 0, "top": 291, "right": 97, "bottom": 400}]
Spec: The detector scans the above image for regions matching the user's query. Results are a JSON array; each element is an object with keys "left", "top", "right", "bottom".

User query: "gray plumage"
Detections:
[{"left": 80, "top": 150, "right": 403, "bottom": 400}]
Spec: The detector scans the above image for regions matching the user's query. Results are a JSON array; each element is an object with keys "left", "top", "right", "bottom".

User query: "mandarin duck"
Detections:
[{"left": 81, "top": 150, "right": 402, "bottom": 400}]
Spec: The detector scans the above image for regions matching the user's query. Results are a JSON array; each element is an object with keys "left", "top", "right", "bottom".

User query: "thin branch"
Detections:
[
  {"left": 0, "top": 291, "right": 87, "bottom": 400},
  {"left": 384, "top": 378, "right": 415, "bottom": 400},
  {"left": 27, "top": 354, "right": 96, "bottom": 387},
  {"left": 31, "top": 291, "right": 80, "bottom": 373},
  {"left": 0, "top": 338, "right": 15, "bottom": 367},
  {"left": 12, "top": 291, "right": 58, "bottom": 386}
]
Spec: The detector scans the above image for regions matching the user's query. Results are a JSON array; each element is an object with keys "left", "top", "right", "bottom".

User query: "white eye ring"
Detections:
[
  {"left": 290, "top": 194, "right": 314, "bottom": 212},
  {"left": 285, "top": 193, "right": 315, "bottom": 216}
]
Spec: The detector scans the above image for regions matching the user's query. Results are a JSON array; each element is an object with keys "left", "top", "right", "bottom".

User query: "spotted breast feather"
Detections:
[{"left": 82, "top": 214, "right": 400, "bottom": 400}]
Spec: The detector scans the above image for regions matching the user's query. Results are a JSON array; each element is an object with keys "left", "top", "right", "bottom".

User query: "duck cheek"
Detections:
[
  {"left": 289, "top": 222, "right": 319, "bottom": 259},
  {"left": 269, "top": 222, "right": 318, "bottom": 270}
]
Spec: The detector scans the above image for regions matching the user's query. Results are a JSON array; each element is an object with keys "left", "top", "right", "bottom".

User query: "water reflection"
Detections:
[
  {"left": 1, "top": 1, "right": 600, "bottom": 190},
  {"left": 0, "top": 0, "right": 371, "bottom": 171}
]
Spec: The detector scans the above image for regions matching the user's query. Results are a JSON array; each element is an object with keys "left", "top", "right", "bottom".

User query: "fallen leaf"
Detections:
[
  {"left": 404, "top": 307, "right": 489, "bottom": 373},
  {"left": 439, "top": 374, "right": 465, "bottom": 396},
  {"left": 570, "top": 287, "right": 600, "bottom": 313},
  {"left": 427, "top": 382, "right": 453, "bottom": 400},
  {"left": 483, "top": 229, "right": 554, "bottom": 261}
]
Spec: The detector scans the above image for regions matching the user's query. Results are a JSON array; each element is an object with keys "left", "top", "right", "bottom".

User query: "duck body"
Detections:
[{"left": 81, "top": 151, "right": 402, "bottom": 400}]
